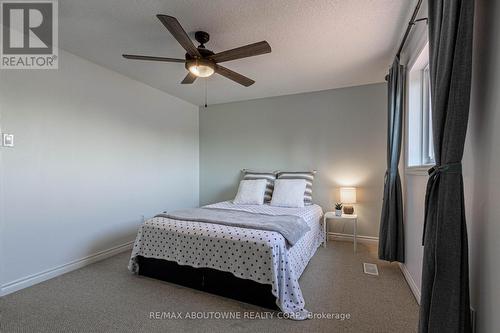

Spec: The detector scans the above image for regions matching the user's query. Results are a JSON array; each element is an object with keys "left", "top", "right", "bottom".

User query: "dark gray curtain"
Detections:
[
  {"left": 419, "top": 0, "right": 475, "bottom": 332},
  {"left": 378, "top": 58, "right": 405, "bottom": 263}
]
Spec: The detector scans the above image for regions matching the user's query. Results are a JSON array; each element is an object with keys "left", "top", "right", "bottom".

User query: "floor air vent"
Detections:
[{"left": 363, "top": 263, "right": 379, "bottom": 276}]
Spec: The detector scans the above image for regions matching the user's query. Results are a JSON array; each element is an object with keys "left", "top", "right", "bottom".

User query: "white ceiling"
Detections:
[{"left": 59, "top": 0, "right": 415, "bottom": 106}]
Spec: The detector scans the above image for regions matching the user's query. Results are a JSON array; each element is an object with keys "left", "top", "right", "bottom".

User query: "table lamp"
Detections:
[{"left": 340, "top": 187, "right": 357, "bottom": 215}]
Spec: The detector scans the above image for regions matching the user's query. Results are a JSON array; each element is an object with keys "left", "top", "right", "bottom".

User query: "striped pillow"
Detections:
[
  {"left": 277, "top": 171, "right": 316, "bottom": 205},
  {"left": 242, "top": 170, "right": 276, "bottom": 202}
]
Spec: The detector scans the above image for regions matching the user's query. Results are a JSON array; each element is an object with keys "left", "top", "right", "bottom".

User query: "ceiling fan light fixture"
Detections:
[{"left": 186, "top": 59, "right": 215, "bottom": 78}]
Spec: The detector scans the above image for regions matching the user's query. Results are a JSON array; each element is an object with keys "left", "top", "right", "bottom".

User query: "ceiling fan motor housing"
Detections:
[{"left": 186, "top": 47, "right": 214, "bottom": 60}]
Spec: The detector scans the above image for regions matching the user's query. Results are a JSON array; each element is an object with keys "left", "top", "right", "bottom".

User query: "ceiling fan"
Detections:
[{"left": 123, "top": 15, "right": 271, "bottom": 87}]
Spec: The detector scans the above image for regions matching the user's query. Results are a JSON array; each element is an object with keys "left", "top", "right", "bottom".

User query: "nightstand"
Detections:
[{"left": 323, "top": 212, "right": 358, "bottom": 252}]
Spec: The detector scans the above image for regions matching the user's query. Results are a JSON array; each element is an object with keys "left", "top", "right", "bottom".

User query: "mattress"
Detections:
[{"left": 128, "top": 201, "right": 324, "bottom": 319}]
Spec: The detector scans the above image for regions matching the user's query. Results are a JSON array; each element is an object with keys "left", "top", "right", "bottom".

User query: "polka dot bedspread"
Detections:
[{"left": 128, "top": 201, "right": 324, "bottom": 319}]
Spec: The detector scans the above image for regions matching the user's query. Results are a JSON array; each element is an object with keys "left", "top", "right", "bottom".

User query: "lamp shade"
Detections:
[{"left": 340, "top": 187, "right": 357, "bottom": 204}]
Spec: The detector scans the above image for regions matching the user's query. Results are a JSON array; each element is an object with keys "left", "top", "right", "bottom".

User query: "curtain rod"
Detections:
[
  {"left": 395, "top": 0, "right": 425, "bottom": 58},
  {"left": 385, "top": 0, "right": 426, "bottom": 81}
]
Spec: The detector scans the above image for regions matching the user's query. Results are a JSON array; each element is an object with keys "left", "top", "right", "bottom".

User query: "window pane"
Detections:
[
  {"left": 407, "top": 42, "right": 432, "bottom": 168},
  {"left": 427, "top": 77, "right": 434, "bottom": 162}
]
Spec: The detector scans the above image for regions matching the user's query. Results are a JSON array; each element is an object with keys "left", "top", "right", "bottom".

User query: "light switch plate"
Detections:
[{"left": 2, "top": 133, "right": 14, "bottom": 147}]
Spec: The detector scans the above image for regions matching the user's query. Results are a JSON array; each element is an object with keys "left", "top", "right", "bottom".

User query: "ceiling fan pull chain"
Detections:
[{"left": 204, "top": 79, "right": 208, "bottom": 108}]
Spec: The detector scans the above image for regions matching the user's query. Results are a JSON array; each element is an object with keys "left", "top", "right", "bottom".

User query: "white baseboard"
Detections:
[
  {"left": 398, "top": 263, "right": 421, "bottom": 304},
  {"left": 328, "top": 232, "right": 379, "bottom": 244},
  {"left": 1, "top": 240, "right": 134, "bottom": 297}
]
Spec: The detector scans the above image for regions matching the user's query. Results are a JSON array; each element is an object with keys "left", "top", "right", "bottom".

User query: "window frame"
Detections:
[{"left": 405, "top": 42, "right": 435, "bottom": 173}]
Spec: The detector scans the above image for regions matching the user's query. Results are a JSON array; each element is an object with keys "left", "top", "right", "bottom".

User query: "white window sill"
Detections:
[{"left": 406, "top": 165, "right": 433, "bottom": 176}]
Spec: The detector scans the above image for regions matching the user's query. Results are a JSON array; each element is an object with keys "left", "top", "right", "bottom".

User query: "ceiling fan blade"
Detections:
[
  {"left": 209, "top": 41, "right": 271, "bottom": 63},
  {"left": 122, "top": 54, "right": 185, "bottom": 63},
  {"left": 215, "top": 65, "right": 255, "bottom": 87},
  {"left": 156, "top": 15, "right": 201, "bottom": 58},
  {"left": 181, "top": 72, "right": 197, "bottom": 84}
]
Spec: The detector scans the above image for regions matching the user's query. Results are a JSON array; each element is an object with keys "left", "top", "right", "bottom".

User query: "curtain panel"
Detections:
[
  {"left": 378, "top": 58, "right": 405, "bottom": 263},
  {"left": 419, "top": 0, "right": 475, "bottom": 332}
]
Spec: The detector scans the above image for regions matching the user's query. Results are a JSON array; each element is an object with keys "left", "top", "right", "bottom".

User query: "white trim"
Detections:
[
  {"left": 405, "top": 29, "right": 429, "bottom": 70},
  {"left": 405, "top": 166, "right": 431, "bottom": 176},
  {"left": 0, "top": 240, "right": 134, "bottom": 297},
  {"left": 327, "top": 232, "right": 378, "bottom": 244},
  {"left": 398, "top": 263, "right": 421, "bottom": 304}
]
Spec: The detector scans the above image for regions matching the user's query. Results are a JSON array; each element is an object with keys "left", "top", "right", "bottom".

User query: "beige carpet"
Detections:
[{"left": 0, "top": 241, "right": 418, "bottom": 333}]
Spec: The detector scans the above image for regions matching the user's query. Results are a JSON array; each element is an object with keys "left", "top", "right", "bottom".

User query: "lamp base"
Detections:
[{"left": 343, "top": 205, "right": 354, "bottom": 215}]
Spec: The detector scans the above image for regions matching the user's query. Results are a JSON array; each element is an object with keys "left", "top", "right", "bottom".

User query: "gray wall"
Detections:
[
  {"left": 0, "top": 50, "right": 199, "bottom": 292},
  {"left": 463, "top": 0, "right": 500, "bottom": 331},
  {"left": 200, "top": 83, "right": 387, "bottom": 238}
]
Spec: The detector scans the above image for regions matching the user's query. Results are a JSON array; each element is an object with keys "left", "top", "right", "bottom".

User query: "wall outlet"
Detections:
[{"left": 2, "top": 133, "right": 14, "bottom": 147}]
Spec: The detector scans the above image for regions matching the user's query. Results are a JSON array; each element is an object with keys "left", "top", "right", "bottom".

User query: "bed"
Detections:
[{"left": 128, "top": 201, "right": 324, "bottom": 319}]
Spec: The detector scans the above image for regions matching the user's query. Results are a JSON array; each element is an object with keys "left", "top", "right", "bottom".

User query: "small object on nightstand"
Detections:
[
  {"left": 334, "top": 202, "right": 343, "bottom": 216},
  {"left": 323, "top": 212, "right": 358, "bottom": 252},
  {"left": 340, "top": 187, "right": 357, "bottom": 214}
]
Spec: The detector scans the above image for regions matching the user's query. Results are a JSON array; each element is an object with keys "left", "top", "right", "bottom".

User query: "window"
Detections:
[{"left": 407, "top": 43, "right": 435, "bottom": 168}]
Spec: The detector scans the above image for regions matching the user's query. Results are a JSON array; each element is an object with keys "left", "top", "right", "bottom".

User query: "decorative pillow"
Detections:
[
  {"left": 277, "top": 171, "right": 316, "bottom": 205},
  {"left": 233, "top": 179, "right": 268, "bottom": 205},
  {"left": 241, "top": 170, "right": 276, "bottom": 202},
  {"left": 270, "top": 179, "right": 307, "bottom": 208}
]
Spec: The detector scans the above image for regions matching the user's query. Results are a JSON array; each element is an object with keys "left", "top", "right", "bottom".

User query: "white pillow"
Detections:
[
  {"left": 233, "top": 179, "right": 268, "bottom": 205},
  {"left": 270, "top": 179, "right": 307, "bottom": 208}
]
